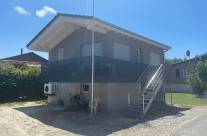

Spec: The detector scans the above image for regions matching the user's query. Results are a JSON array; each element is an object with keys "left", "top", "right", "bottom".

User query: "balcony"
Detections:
[{"left": 41, "top": 56, "right": 147, "bottom": 83}]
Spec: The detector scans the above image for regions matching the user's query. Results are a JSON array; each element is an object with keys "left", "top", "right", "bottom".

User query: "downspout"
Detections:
[{"left": 163, "top": 46, "right": 172, "bottom": 103}]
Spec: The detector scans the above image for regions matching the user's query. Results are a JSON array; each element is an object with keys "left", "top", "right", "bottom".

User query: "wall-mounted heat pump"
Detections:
[{"left": 44, "top": 83, "right": 57, "bottom": 95}]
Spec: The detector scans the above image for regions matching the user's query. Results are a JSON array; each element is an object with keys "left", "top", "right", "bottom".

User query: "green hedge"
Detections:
[{"left": 0, "top": 62, "right": 44, "bottom": 101}]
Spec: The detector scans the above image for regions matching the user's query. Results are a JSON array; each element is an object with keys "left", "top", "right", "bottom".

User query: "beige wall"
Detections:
[
  {"left": 107, "top": 83, "right": 140, "bottom": 113},
  {"left": 166, "top": 84, "right": 193, "bottom": 93},
  {"left": 47, "top": 83, "right": 80, "bottom": 105},
  {"left": 47, "top": 82, "right": 140, "bottom": 113},
  {"left": 48, "top": 83, "right": 109, "bottom": 112},
  {"left": 80, "top": 83, "right": 108, "bottom": 112}
]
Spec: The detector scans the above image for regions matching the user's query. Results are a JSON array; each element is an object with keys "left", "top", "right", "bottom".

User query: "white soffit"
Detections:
[
  {"left": 64, "top": 16, "right": 169, "bottom": 50},
  {"left": 28, "top": 15, "right": 169, "bottom": 52},
  {"left": 28, "top": 17, "right": 80, "bottom": 52}
]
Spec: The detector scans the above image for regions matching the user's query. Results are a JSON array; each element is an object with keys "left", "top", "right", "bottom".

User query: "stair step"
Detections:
[
  {"left": 133, "top": 105, "right": 143, "bottom": 108},
  {"left": 132, "top": 107, "right": 143, "bottom": 110},
  {"left": 146, "top": 89, "right": 154, "bottom": 92},
  {"left": 135, "top": 101, "right": 149, "bottom": 104},
  {"left": 131, "top": 64, "right": 163, "bottom": 118},
  {"left": 144, "top": 91, "right": 154, "bottom": 94},
  {"left": 141, "top": 98, "right": 151, "bottom": 101},
  {"left": 140, "top": 97, "right": 150, "bottom": 100},
  {"left": 130, "top": 108, "right": 142, "bottom": 112}
]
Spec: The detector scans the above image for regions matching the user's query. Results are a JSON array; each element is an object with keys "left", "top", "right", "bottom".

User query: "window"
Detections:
[
  {"left": 176, "top": 68, "right": 189, "bottom": 77},
  {"left": 150, "top": 52, "right": 160, "bottom": 65},
  {"left": 81, "top": 42, "right": 103, "bottom": 57},
  {"left": 183, "top": 68, "right": 189, "bottom": 77},
  {"left": 82, "top": 84, "right": 89, "bottom": 93},
  {"left": 58, "top": 48, "right": 64, "bottom": 60},
  {"left": 113, "top": 43, "right": 131, "bottom": 61},
  {"left": 136, "top": 48, "right": 143, "bottom": 63},
  {"left": 176, "top": 69, "right": 180, "bottom": 77}
]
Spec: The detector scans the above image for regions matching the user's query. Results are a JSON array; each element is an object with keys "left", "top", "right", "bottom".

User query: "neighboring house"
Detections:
[
  {"left": 0, "top": 52, "right": 47, "bottom": 65},
  {"left": 27, "top": 14, "right": 171, "bottom": 117},
  {"left": 165, "top": 56, "right": 207, "bottom": 93}
]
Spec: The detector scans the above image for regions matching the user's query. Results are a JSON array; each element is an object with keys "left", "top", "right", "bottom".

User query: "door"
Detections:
[{"left": 150, "top": 52, "right": 160, "bottom": 65}]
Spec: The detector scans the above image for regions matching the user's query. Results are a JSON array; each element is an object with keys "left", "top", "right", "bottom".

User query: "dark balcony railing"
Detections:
[{"left": 41, "top": 56, "right": 148, "bottom": 83}]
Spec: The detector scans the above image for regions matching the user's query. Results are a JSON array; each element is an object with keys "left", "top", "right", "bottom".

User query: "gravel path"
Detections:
[
  {"left": 0, "top": 103, "right": 207, "bottom": 136},
  {"left": 110, "top": 104, "right": 207, "bottom": 136}
]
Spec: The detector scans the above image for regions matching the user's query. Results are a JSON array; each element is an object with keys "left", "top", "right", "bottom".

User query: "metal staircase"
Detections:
[{"left": 129, "top": 64, "right": 164, "bottom": 118}]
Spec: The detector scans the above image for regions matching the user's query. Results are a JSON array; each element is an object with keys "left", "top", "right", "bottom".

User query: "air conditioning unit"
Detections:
[{"left": 44, "top": 83, "right": 57, "bottom": 95}]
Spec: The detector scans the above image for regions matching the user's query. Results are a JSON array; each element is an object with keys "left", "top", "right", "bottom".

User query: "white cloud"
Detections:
[
  {"left": 13, "top": 6, "right": 30, "bottom": 15},
  {"left": 36, "top": 6, "right": 57, "bottom": 17}
]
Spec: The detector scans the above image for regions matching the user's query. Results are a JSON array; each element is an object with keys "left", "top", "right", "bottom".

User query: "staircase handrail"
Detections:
[
  {"left": 136, "top": 65, "right": 150, "bottom": 83},
  {"left": 142, "top": 64, "right": 163, "bottom": 92},
  {"left": 143, "top": 78, "right": 163, "bottom": 115}
]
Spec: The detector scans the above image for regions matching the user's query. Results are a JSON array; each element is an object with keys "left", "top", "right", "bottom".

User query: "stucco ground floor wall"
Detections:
[
  {"left": 47, "top": 83, "right": 141, "bottom": 113},
  {"left": 165, "top": 83, "right": 193, "bottom": 93}
]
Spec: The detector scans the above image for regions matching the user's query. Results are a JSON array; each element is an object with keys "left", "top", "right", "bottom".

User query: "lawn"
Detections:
[{"left": 165, "top": 92, "right": 207, "bottom": 107}]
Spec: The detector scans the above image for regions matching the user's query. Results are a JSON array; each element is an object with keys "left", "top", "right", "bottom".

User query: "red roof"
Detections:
[{"left": 0, "top": 52, "right": 47, "bottom": 63}]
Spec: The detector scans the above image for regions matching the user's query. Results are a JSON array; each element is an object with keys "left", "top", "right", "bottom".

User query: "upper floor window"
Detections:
[
  {"left": 176, "top": 68, "right": 189, "bottom": 77},
  {"left": 81, "top": 42, "right": 103, "bottom": 57},
  {"left": 150, "top": 52, "right": 160, "bottom": 66},
  {"left": 58, "top": 48, "right": 64, "bottom": 60},
  {"left": 113, "top": 43, "right": 131, "bottom": 61}
]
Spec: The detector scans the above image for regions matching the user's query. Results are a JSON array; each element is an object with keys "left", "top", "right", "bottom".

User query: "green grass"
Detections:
[
  {"left": 165, "top": 92, "right": 207, "bottom": 107},
  {"left": 34, "top": 99, "right": 46, "bottom": 104},
  {"left": 0, "top": 99, "right": 46, "bottom": 107},
  {"left": 0, "top": 101, "right": 26, "bottom": 107}
]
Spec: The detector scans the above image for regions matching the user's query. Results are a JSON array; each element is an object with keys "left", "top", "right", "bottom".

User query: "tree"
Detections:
[
  {"left": 194, "top": 52, "right": 207, "bottom": 58},
  {"left": 187, "top": 61, "right": 207, "bottom": 95},
  {"left": 165, "top": 58, "right": 184, "bottom": 65},
  {"left": 0, "top": 62, "right": 44, "bottom": 101}
]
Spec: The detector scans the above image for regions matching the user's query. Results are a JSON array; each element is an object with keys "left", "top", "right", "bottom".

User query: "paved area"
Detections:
[{"left": 173, "top": 113, "right": 207, "bottom": 136}]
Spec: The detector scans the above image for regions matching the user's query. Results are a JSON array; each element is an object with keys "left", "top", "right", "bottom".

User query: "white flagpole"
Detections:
[{"left": 90, "top": 0, "right": 94, "bottom": 116}]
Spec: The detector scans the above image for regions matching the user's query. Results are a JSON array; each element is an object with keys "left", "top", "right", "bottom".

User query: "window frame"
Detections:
[
  {"left": 58, "top": 48, "right": 64, "bottom": 60},
  {"left": 113, "top": 42, "right": 131, "bottom": 61}
]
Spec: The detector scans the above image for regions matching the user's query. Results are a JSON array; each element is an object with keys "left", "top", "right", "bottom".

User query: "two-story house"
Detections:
[{"left": 27, "top": 14, "right": 171, "bottom": 117}]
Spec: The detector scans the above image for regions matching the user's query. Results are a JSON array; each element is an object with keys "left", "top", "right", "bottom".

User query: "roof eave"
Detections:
[{"left": 26, "top": 13, "right": 172, "bottom": 52}]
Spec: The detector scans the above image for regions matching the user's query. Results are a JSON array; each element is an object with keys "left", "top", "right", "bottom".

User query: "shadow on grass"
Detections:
[{"left": 14, "top": 103, "right": 190, "bottom": 136}]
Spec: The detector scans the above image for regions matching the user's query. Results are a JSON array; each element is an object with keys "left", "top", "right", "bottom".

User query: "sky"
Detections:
[{"left": 0, "top": 0, "right": 207, "bottom": 59}]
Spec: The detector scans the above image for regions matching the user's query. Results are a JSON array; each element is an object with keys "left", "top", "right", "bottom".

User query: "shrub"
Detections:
[
  {"left": 0, "top": 62, "right": 44, "bottom": 101},
  {"left": 187, "top": 61, "right": 207, "bottom": 95}
]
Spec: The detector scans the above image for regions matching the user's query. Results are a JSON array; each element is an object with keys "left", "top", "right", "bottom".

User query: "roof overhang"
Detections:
[{"left": 27, "top": 14, "right": 171, "bottom": 52}]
